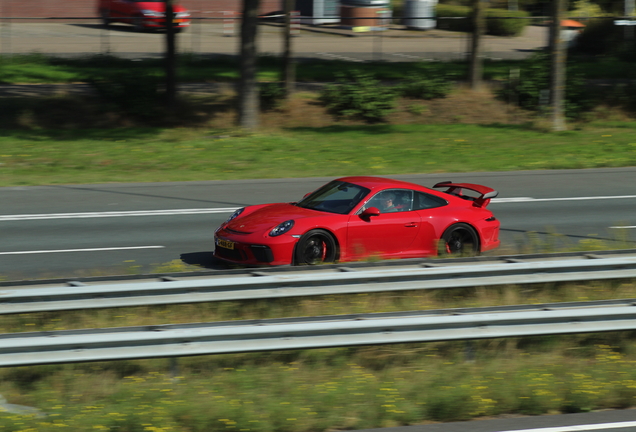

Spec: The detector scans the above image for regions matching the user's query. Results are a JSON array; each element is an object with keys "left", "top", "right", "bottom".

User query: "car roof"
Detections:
[{"left": 335, "top": 176, "right": 428, "bottom": 192}]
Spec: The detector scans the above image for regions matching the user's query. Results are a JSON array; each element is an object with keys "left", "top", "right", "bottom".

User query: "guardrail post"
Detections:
[
  {"left": 170, "top": 357, "right": 180, "bottom": 379},
  {"left": 464, "top": 340, "right": 475, "bottom": 362}
]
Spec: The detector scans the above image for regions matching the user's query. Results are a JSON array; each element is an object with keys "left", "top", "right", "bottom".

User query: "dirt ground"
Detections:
[
  {"left": 2, "top": 85, "right": 537, "bottom": 130},
  {"left": 203, "top": 86, "right": 533, "bottom": 131}
]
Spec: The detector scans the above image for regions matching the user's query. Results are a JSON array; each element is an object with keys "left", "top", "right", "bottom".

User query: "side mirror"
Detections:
[{"left": 361, "top": 207, "right": 380, "bottom": 217}]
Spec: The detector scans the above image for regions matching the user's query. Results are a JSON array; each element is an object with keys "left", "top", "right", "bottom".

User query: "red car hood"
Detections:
[
  {"left": 226, "top": 203, "right": 323, "bottom": 233},
  {"left": 136, "top": 2, "right": 188, "bottom": 12}
]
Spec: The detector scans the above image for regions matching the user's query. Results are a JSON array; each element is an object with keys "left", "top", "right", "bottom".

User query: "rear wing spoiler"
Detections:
[{"left": 433, "top": 181, "right": 499, "bottom": 208}]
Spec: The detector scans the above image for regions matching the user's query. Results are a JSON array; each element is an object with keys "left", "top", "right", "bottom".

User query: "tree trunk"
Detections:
[
  {"left": 165, "top": 0, "right": 177, "bottom": 108},
  {"left": 238, "top": 0, "right": 260, "bottom": 129},
  {"left": 469, "top": 0, "right": 486, "bottom": 91},
  {"left": 549, "top": 0, "right": 567, "bottom": 131},
  {"left": 282, "top": 0, "right": 296, "bottom": 98}
]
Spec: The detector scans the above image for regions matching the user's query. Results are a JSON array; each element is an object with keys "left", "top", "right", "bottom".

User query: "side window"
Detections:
[
  {"left": 414, "top": 191, "right": 447, "bottom": 210},
  {"left": 364, "top": 189, "right": 413, "bottom": 214}
]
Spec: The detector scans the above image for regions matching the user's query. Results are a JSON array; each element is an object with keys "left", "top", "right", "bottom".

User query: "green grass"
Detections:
[
  {"left": 2, "top": 279, "right": 636, "bottom": 431},
  {"left": 2, "top": 52, "right": 636, "bottom": 431},
  {"left": 1, "top": 53, "right": 635, "bottom": 84},
  {"left": 1, "top": 123, "right": 636, "bottom": 186},
  {"left": 2, "top": 346, "right": 636, "bottom": 431}
]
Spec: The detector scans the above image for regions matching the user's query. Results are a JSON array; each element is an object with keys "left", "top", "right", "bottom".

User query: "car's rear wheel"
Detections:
[
  {"left": 295, "top": 230, "right": 337, "bottom": 265},
  {"left": 439, "top": 223, "right": 479, "bottom": 257}
]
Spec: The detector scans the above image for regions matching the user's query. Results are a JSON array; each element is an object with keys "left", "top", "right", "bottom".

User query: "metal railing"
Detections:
[
  {"left": 0, "top": 15, "right": 549, "bottom": 62},
  {"left": 1, "top": 298, "right": 635, "bottom": 367},
  {"left": 2, "top": 253, "right": 636, "bottom": 315}
]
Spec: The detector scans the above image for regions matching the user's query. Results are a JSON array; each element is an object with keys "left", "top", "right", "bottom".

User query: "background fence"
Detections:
[{"left": 0, "top": 16, "right": 551, "bottom": 62}]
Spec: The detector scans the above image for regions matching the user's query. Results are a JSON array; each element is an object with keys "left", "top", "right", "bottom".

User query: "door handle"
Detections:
[{"left": 405, "top": 223, "right": 418, "bottom": 227}]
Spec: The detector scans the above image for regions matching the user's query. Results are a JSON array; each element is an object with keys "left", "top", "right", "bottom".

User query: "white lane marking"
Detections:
[
  {"left": 1, "top": 194, "right": 635, "bottom": 222},
  {"left": 0, "top": 208, "right": 239, "bottom": 222},
  {"left": 0, "top": 246, "right": 165, "bottom": 255},
  {"left": 609, "top": 226, "right": 636, "bottom": 229},
  {"left": 492, "top": 195, "right": 636, "bottom": 204},
  {"left": 499, "top": 420, "right": 636, "bottom": 432},
  {"left": 492, "top": 197, "right": 534, "bottom": 203}
]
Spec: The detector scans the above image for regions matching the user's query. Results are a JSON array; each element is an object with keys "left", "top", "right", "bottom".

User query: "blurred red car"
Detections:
[
  {"left": 98, "top": 0, "right": 191, "bottom": 31},
  {"left": 214, "top": 176, "right": 500, "bottom": 266}
]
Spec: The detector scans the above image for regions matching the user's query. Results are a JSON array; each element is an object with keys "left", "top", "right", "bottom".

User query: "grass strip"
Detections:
[
  {"left": 1, "top": 53, "right": 635, "bottom": 84},
  {"left": 2, "top": 346, "right": 636, "bottom": 432},
  {"left": 2, "top": 279, "right": 636, "bottom": 431},
  {"left": 1, "top": 122, "right": 636, "bottom": 187}
]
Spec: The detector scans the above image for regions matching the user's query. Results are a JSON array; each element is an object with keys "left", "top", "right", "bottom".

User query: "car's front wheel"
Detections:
[
  {"left": 294, "top": 230, "right": 337, "bottom": 265},
  {"left": 439, "top": 223, "right": 479, "bottom": 257}
]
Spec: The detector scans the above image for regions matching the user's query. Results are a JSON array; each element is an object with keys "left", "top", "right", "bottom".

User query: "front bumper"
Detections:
[
  {"left": 141, "top": 18, "right": 190, "bottom": 28},
  {"left": 214, "top": 230, "right": 298, "bottom": 266}
]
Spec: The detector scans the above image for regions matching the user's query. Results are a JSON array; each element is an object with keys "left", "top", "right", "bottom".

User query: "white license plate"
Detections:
[{"left": 216, "top": 238, "right": 235, "bottom": 250}]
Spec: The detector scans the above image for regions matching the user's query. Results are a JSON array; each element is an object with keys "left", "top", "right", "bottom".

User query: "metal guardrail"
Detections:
[
  {"left": 2, "top": 254, "right": 636, "bottom": 315},
  {"left": 5, "top": 249, "right": 636, "bottom": 288},
  {"left": 1, "top": 299, "right": 635, "bottom": 367}
]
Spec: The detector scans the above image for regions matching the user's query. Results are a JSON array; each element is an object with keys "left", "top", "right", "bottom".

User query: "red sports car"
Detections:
[
  {"left": 214, "top": 176, "right": 500, "bottom": 266},
  {"left": 98, "top": 0, "right": 191, "bottom": 31}
]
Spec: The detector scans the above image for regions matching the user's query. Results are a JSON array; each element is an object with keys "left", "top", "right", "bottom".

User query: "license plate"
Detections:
[{"left": 216, "top": 238, "right": 235, "bottom": 250}]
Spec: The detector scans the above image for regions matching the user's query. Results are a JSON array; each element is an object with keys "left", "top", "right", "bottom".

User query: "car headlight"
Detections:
[
  {"left": 224, "top": 208, "right": 244, "bottom": 224},
  {"left": 176, "top": 12, "right": 191, "bottom": 18},
  {"left": 141, "top": 10, "right": 164, "bottom": 17},
  {"left": 269, "top": 220, "right": 294, "bottom": 237}
]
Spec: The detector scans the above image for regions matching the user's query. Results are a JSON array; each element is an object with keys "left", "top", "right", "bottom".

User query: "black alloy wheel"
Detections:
[
  {"left": 295, "top": 230, "right": 337, "bottom": 265},
  {"left": 439, "top": 223, "right": 479, "bottom": 256}
]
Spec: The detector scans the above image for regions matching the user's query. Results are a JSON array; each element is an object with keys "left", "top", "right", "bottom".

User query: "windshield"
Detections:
[{"left": 296, "top": 181, "right": 370, "bottom": 215}]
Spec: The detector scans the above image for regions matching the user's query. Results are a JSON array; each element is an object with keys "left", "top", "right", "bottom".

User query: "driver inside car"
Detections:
[{"left": 369, "top": 192, "right": 402, "bottom": 213}]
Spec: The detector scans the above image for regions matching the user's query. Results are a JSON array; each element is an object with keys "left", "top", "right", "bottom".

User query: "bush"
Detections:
[
  {"left": 436, "top": 5, "right": 472, "bottom": 32},
  {"left": 319, "top": 71, "right": 396, "bottom": 123},
  {"left": 436, "top": 4, "right": 529, "bottom": 36},
  {"left": 259, "top": 82, "right": 286, "bottom": 111},
  {"left": 485, "top": 9, "right": 530, "bottom": 36},
  {"left": 397, "top": 74, "right": 454, "bottom": 100},
  {"left": 497, "top": 52, "right": 592, "bottom": 118},
  {"left": 573, "top": 18, "right": 636, "bottom": 61},
  {"left": 88, "top": 68, "right": 162, "bottom": 118},
  {"left": 603, "top": 81, "right": 636, "bottom": 114}
]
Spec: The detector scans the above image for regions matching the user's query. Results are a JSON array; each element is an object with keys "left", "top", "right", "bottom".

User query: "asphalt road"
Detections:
[
  {"left": 1, "top": 167, "right": 635, "bottom": 279},
  {"left": 356, "top": 408, "right": 636, "bottom": 432},
  {"left": 0, "top": 22, "right": 547, "bottom": 61},
  {"left": 3, "top": 169, "right": 636, "bottom": 432}
]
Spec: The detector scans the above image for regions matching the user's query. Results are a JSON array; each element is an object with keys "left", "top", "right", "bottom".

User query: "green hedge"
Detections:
[
  {"left": 572, "top": 17, "right": 636, "bottom": 61},
  {"left": 436, "top": 4, "right": 529, "bottom": 36}
]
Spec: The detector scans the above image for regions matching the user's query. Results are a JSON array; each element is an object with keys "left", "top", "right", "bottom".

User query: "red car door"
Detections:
[
  {"left": 346, "top": 189, "right": 425, "bottom": 259},
  {"left": 347, "top": 211, "right": 422, "bottom": 259}
]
